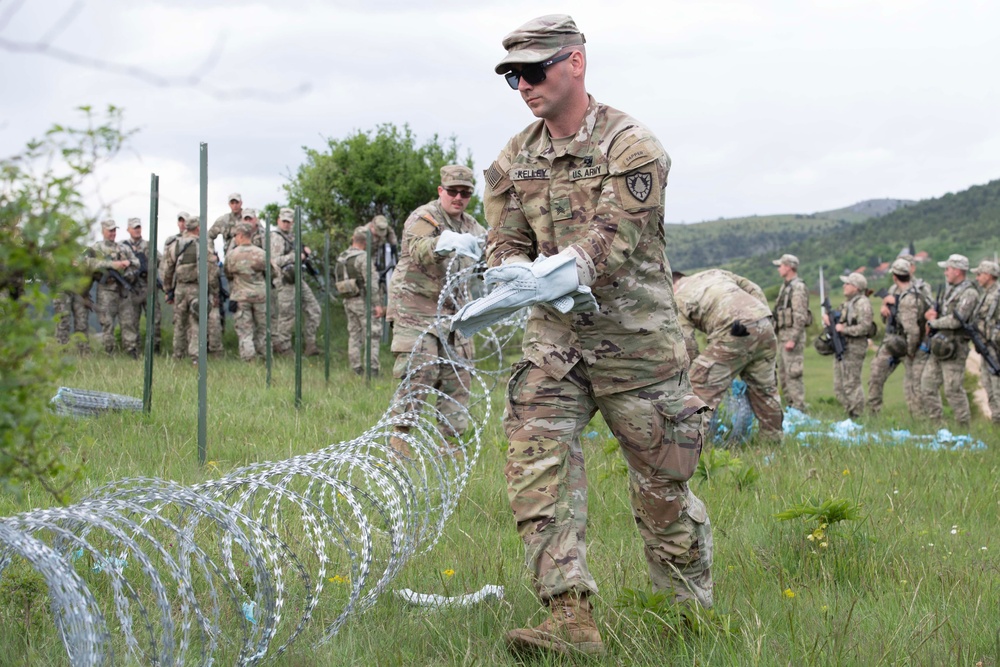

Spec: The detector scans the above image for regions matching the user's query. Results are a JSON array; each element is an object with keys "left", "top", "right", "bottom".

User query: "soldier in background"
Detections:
[
  {"left": 823, "top": 272, "right": 873, "bottom": 418},
  {"left": 162, "top": 215, "right": 219, "bottom": 363},
  {"left": 122, "top": 217, "right": 162, "bottom": 354},
  {"left": 53, "top": 287, "right": 91, "bottom": 353},
  {"left": 208, "top": 192, "right": 243, "bottom": 254},
  {"left": 229, "top": 207, "right": 265, "bottom": 253},
  {"left": 270, "top": 208, "right": 321, "bottom": 356},
  {"left": 867, "top": 259, "right": 926, "bottom": 415},
  {"left": 921, "top": 254, "right": 978, "bottom": 427},
  {"left": 368, "top": 214, "right": 398, "bottom": 250},
  {"left": 971, "top": 260, "right": 999, "bottom": 424},
  {"left": 772, "top": 254, "right": 810, "bottom": 411},
  {"left": 85, "top": 219, "right": 140, "bottom": 357},
  {"left": 224, "top": 223, "right": 268, "bottom": 362},
  {"left": 336, "top": 226, "right": 385, "bottom": 375},
  {"left": 673, "top": 269, "right": 783, "bottom": 443}
]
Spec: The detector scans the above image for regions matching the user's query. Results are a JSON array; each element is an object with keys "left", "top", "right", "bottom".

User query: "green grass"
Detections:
[{"left": 0, "top": 311, "right": 998, "bottom": 666}]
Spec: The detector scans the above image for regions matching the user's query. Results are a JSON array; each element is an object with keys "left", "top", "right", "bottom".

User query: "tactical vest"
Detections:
[
  {"left": 843, "top": 296, "right": 872, "bottom": 338},
  {"left": 774, "top": 278, "right": 811, "bottom": 330},
  {"left": 335, "top": 248, "right": 366, "bottom": 298},
  {"left": 175, "top": 238, "right": 200, "bottom": 283}
]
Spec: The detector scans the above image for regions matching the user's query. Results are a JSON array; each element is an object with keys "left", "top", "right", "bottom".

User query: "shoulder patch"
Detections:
[
  {"left": 609, "top": 134, "right": 663, "bottom": 175},
  {"left": 419, "top": 214, "right": 440, "bottom": 229}
]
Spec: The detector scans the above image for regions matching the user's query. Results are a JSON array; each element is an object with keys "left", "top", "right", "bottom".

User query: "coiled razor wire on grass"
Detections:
[
  {"left": 0, "top": 259, "right": 526, "bottom": 666},
  {"left": 50, "top": 387, "right": 144, "bottom": 418}
]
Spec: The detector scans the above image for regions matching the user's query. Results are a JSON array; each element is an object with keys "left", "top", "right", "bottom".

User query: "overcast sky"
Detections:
[{"left": 2, "top": 0, "right": 997, "bottom": 248}]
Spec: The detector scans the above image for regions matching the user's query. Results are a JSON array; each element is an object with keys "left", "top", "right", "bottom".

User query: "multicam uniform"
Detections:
[
  {"left": 832, "top": 292, "right": 873, "bottom": 417},
  {"left": 123, "top": 236, "right": 162, "bottom": 352},
  {"left": 162, "top": 232, "right": 220, "bottom": 361},
  {"left": 974, "top": 280, "right": 1000, "bottom": 424},
  {"left": 224, "top": 243, "right": 268, "bottom": 361},
  {"left": 54, "top": 284, "right": 91, "bottom": 352},
  {"left": 867, "top": 283, "right": 926, "bottom": 415},
  {"left": 484, "top": 96, "right": 712, "bottom": 609},
  {"left": 673, "top": 269, "right": 783, "bottom": 441},
  {"left": 386, "top": 200, "right": 485, "bottom": 435},
  {"left": 773, "top": 276, "right": 810, "bottom": 410},
  {"left": 270, "top": 228, "right": 321, "bottom": 354},
  {"left": 85, "top": 239, "right": 140, "bottom": 355},
  {"left": 920, "top": 279, "right": 978, "bottom": 425},
  {"left": 336, "top": 245, "right": 384, "bottom": 374},
  {"left": 209, "top": 210, "right": 241, "bottom": 251}
]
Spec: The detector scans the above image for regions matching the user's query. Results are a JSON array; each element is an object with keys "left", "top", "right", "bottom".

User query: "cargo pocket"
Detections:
[
  {"left": 686, "top": 490, "right": 712, "bottom": 572},
  {"left": 652, "top": 395, "right": 708, "bottom": 482},
  {"left": 503, "top": 360, "right": 533, "bottom": 435},
  {"left": 787, "top": 356, "right": 804, "bottom": 379}
]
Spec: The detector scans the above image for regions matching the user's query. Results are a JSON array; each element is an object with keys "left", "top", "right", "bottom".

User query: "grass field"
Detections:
[{"left": 1, "top": 306, "right": 998, "bottom": 666}]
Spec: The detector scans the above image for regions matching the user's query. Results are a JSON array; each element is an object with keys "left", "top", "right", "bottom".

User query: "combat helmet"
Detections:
[
  {"left": 882, "top": 334, "right": 907, "bottom": 359},
  {"left": 929, "top": 332, "right": 957, "bottom": 361},
  {"left": 813, "top": 332, "right": 835, "bottom": 356}
]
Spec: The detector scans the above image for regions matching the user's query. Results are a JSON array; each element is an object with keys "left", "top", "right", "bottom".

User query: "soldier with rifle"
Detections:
[
  {"left": 122, "top": 217, "right": 162, "bottom": 354},
  {"left": 772, "top": 254, "right": 811, "bottom": 411},
  {"left": 867, "top": 259, "right": 926, "bottom": 415},
  {"left": 820, "top": 271, "right": 872, "bottom": 417},
  {"left": 970, "top": 260, "right": 1000, "bottom": 423},
  {"left": 271, "top": 208, "right": 321, "bottom": 356},
  {"left": 162, "top": 214, "right": 221, "bottom": 363},
  {"left": 920, "top": 254, "right": 979, "bottom": 427},
  {"left": 336, "top": 226, "right": 385, "bottom": 375},
  {"left": 368, "top": 215, "right": 398, "bottom": 345},
  {"left": 85, "top": 219, "right": 140, "bottom": 357}
]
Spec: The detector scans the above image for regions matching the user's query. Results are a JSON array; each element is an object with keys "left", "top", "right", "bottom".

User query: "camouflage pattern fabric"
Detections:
[
  {"left": 773, "top": 276, "right": 810, "bottom": 411},
  {"left": 225, "top": 244, "right": 268, "bottom": 360},
  {"left": 485, "top": 96, "right": 711, "bottom": 608},
  {"left": 123, "top": 236, "right": 161, "bottom": 352},
  {"left": 275, "top": 282, "right": 320, "bottom": 353},
  {"left": 974, "top": 281, "right": 1000, "bottom": 423},
  {"left": 673, "top": 270, "right": 782, "bottom": 441},
  {"left": 162, "top": 232, "right": 221, "bottom": 360},
  {"left": 868, "top": 284, "right": 923, "bottom": 415},
  {"left": 54, "top": 290, "right": 91, "bottom": 352},
  {"left": 832, "top": 292, "right": 873, "bottom": 417},
  {"left": 209, "top": 210, "right": 241, "bottom": 249},
  {"left": 337, "top": 246, "right": 384, "bottom": 374},
  {"left": 391, "top": 327, "right": 472, "bottom": 436},
  {"left": 920, "top": 279, "right": 978, "bottom": 426},
  {"left": 86, "top": 239, "right": 140, "bottom": 355}
]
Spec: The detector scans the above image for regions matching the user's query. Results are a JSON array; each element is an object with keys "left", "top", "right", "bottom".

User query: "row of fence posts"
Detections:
[{"left": 139, "top": 143, "right": 378, "bottom": 465}]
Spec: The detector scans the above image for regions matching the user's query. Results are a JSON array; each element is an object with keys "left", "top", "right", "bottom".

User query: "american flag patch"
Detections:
[{"left": 485, "top": 161, "right": 504, "bottom": 191}]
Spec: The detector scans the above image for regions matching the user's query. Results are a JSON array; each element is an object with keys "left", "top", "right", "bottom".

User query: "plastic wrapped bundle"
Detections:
[{"left": 708, "top": 379, "right": 757, "bottom": 448}]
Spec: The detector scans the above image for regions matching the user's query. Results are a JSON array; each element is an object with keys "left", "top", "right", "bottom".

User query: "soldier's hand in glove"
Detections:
[
  {"left": 435, "top": 230, "right": 483, "bottom": 261},
  {"left": 730, "top": 321, "right": 750, "bottom": 337}
]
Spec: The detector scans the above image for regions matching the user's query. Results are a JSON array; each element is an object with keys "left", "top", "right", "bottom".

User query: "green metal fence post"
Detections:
[
  {"left": 198, "top": 144, "right": 208, "bottom": 465},
  {"left": 265, "top": 215, "right": 273, "bottom": 388},
  {"left": 294, "top": 206, "right": 303, "bottom": 409},
  {"left": 142, "top": 173, "right": 159, "bottom": 413}
]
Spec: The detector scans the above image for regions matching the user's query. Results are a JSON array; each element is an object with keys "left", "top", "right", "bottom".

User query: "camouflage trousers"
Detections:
[
  {"left": 233, "top": 300, "right": 267, "bottom": 361},
  {"left": 833, "top": 337, "right": 867, "bottom": 417},
  {"left": 867, "top": 345, "right": 932, "bottom": 415},
  {"left": 982, "top": 368, "right": 1000, "bottom": 425},
  {"left": 206, "top": 291, "right": 223, "bottom": 355},
  {"left": 126, "top": 285, "right": 161, "bottom": 352},
  {"left": 343, "top": 297, "right": 381, "bottom": 373},
  {"left": 920, "top": 344, "right": 971, "bottom": 426},
  {"left": 688, "top": 317, "right": 783, "bottom": 441},
  {"left": 504, "top": 362, "right": 713, "bottom": 609},
  {"left": 96, "top": 285, "right": 138, "bottom": 355},
  {"left": 776, "top": 330, "right": 806, "bottom": 411},
  {"left": 171, "top": 283, "right": 199, "bottom": 361},
  {"left": 54, "top": 291, "right": 90, "bottom": 352},
  {"left": 391, "top": 327, "right": 471, "bottom": 437},
  {"left": 274, "top": 283, "right": 320, "bottom": 352}
]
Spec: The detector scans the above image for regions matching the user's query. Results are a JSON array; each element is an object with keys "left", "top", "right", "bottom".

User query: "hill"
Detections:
[{"left": 665, "top": 199, "right": 912, "bottom": 271}]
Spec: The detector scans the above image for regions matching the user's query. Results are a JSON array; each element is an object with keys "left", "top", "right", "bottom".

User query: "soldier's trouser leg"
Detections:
[
  {"left": 777, "top": 332, "right": 806, "bottom": 411},
  {"left": 96, "top": 287, "right": 121, "bottom": 354},
  {"left": 234, "top": 304, "right": 257, "bottom": 361},
  {"left": 187, "top": 297, "right": 201, "bottom": 361},
  {"left": 251, "top": 302, "right": 267, "bottom": 357},
  {"left": 740, "top": 324, "right": 784, "bottom": 440},
  {"left": 275, "top": 285, "right": 294, "bottom": 352},
  {"left": 504, "top": 362, "right": 712, "bottom": 608},
  {"left": 54, "top": 293, "right": 72, "bottom": 344},
  {"left": 302, "top": 283, "right": 321, "bottom": 347},
  {"left": 71, "top": 293, "right": 90, "bottom": 351},
  {"left": 984, "top": 371, "right": 1000, "bottom": 425},
  {"left": 942, "top": 348, "right": 971, "bottom": 426},
  {"left": 369, "top": 318, "right": 382, "bottom": 373},
  {"left": 207, "top": 294, "right": 223, "bottom": 354},
  {"left": 919, "top": 356, "right": 945, "bottom": 421},
  {"left": 344, "top": 298, "right": 365, "bottom": 372},
  {"left": 910, "top": 350, "right": 938, "bottom": 416},
  {"left": 833, "top": 340, "right": 866, "bottom": 418},
  {"left": 866, "top": 347, "right": 898, "bottom": 415},
  {"left": 136, "top": 290, "right": 162, "bottom": 350},
  {"left": 391, "top": 333, "right": 471, "bottom": 437},
  {"left": 119, "top": 292, "right": 140, "bottom": 354},
  {"left": 171, "top": 294, "right": 190, "bottom": 360}
]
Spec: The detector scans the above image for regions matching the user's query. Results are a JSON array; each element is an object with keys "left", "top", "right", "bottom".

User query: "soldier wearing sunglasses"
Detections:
[{"left": 484, "top": 14, "right": 713, "bottom": 657}]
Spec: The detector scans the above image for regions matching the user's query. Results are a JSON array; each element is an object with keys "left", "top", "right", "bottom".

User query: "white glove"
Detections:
[
  {"left": 451, "top": 251, "right": 598, "bottom": 336},
  {"left": 435, "top": 230, "right": 483, "bottom": 260}
]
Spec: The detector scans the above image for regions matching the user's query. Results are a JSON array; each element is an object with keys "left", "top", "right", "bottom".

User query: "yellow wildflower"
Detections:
[
  {"left": 783, "top": 588, "right": 795, "bottom": 599},
  {"left": 842, "top": 468, "right": 850, "bottom": 476},
  {"left": 327, "top": 574, "right": 349, "bottom": 584},
  {"left": 442, "top": 569, "right": 455, "bottom": 577}
]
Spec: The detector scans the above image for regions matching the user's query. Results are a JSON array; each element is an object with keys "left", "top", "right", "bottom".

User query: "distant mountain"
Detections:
[{"left": 665, "top": 199, "right": 914, "bottom": 272}]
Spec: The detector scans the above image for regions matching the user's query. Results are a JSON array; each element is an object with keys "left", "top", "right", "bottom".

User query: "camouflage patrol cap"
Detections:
[
  {"left": 185, "top": 215, "right": 200, "bottom": 231},
  {"left": 937, "top": 254, "right": 969, "bottom": 271},
  {"left": 771, "top": 254, "right": 799, "bottom": 269},
  {"left": 371, "top": 215, "right": 389, "bottom": 232},
  {"left": 278, "top": 209, "right": 295, "bottom": 223},
  {"left": 494, "top": 14, "right": 586, "bottom": 74},
  {"left": 839, "top": 272, "right": 867, "bottom": 290},
  {"left": 890, "top": 258, "right": 911, "bottom": 277},
  {"left": 242, "top": 208, "right": 258, "bottom": 220},
  {"left": 234, "top": 222, "right": 254, "bottom": 237},
  {"left": 228, "top": 192, "right": 242, "bottom": 203},
  {"left": 100, "top": 219, "right": 118, "bottom": 230},
  {"left": 897, "top": 253, "right": 915, "bottom": 263},
  {"left": 440, "top": 164, "right": 474, "bottom": 188},
  {"left": 127, "top": 217, "right": 142, "bottom": 229},
  {"left": 972, "top": 259, "right": 1000, "bottom": 278}
]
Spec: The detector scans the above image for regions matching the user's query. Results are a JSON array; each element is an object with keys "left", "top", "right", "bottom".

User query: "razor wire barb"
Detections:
[{"left": 0, "top": 259, "right": 526, "bottom": 666}]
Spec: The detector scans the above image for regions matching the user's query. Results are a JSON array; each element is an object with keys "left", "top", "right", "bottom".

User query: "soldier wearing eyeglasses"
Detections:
[
  {"left": 385, "top": 164, "right": 486, "bottom": 452},
  {"left": 485, "top": 15, "right": 712, "bottom": 657}
]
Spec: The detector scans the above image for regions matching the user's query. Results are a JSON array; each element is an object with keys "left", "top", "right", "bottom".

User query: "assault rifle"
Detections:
[
  {"left": 955, "top": 312, "right": 1000, "bottom": 376},
  {"left": 218, "top": 263, "right": 229, "bottom": 322},
  {"left": 874, "top": 287, "right": 902, "bottom": 370},
  {"left": 101, "top": 268, "right": 139, "bottom": 295},
  {"left": 819, "top": 266, "right": 846, "bottom": 361},
  {"left": 302, "top": 254, "right": 336, "bottom": 304}
]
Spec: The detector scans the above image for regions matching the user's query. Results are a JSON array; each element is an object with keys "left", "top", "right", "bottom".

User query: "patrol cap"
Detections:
[
  {"left": 440, "top": 164, "right": 474, "bottom": 189},
  {"left": 495, "top": 14, "right": 586, "bottom": 74},
  {"left": 185, "top": 215, "right": 200, "bottom": 231},
  {"left": 127, "top": 217, "right": 142, "bottom": 229},
  {"left": 890, "top": 258, "right": 911, "bottom": 277},
  {"left": 839, "top": 272, "right": 867, "bottom": 290},
  {"left": 234, "top": 222, "right": 254, "bottom": 237},
  {"left": 353, "top": 226, "right": 369, "bottom": 244},
  {"left": 937, "top": 254, "right": 969, "bottom": 271},
  {"left": 242, "top": 207, "right": 258, "bottom": 220},
  {"left": 177, "top": 211, "right": 192, "bottom": 223},
  {"left": 972, "top": 259, "right": 1000, "bottom": 278},
  {"left": 771, "top": 254, "right": 799, "bottom": 269},
  {"left": 278, "top": 209, "right": 295, "bottom": 223},
  {"left": 228, "top": 192, "right": 242, "bottom": 203},
  {"left": 100, "top": 219, "right": 117, "bottom": 230},
  {"left": 897, "top": 253, "right": 915, "bottom": 264},
  {"left": 371, "top": 215, "right": 389, "bottom": 232}
]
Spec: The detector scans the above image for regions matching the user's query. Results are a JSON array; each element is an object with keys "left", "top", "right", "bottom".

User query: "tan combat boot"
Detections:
[
  {"left": 304, "top": 342, "right": 321, "bottom": 357},
  {"left": 506, "top": 593, "right": 605, "bottom": 656},
  {"left": 389, "top": 426, "right": 412, "bottom": 458}
]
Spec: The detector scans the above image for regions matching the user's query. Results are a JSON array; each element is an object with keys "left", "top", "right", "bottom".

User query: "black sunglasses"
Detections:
[
  {"left": 443, "top": 187, "right": 473, "bottom": 199},
  {"left": 505, "top": 51, "right": 573, "bottom": 90}
]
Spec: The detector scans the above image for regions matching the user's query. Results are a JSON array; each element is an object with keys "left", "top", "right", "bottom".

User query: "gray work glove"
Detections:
[
  {"left": 451, "top": 251, "right": 598, "bottom": 336},
  {"left": 434, "top": 230, "right": 483, "bottom": 261}
]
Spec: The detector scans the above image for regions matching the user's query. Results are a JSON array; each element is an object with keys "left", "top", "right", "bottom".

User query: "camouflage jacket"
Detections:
[
  {"left": 336, "top": 246, "right": 384, "bottom": 303},
  {"left": 269, "top": 229, "right": 297, "bottom": 279},
  {"left": 225, "top": 225, "right": 265, "bottom": 256},
  {"left": 674, "top": 269, "right": 770, "bottom": 357},
  {"left": 386, "top": 199, "right": 484, "bottom": 335},
  {"left": 892, "top": 285, "right": 924, "bottom": 357},
  {"left": 930, "top": 279, "right": 978, "bottom": 338},
  {"left": 162, "top": 232, "right": 219, "bottom": 289},
  {"left": 224, "top": 244, "right": 267, "bottom": 303},
  {"left": 483, "top": 96, "right": 688, "bottom": 396},
  {"left": 122, "top": 237, "right": 154, "bottom": 290},
  {"left": 974, "top": 282, "right": 999, "bottom": 343},
  {"left": 209, "top": 210, "right": 241, "bottom": 248},
  {"left": 774, "top": 276, "right": 810, "bottom": 338},
  {"left": 86, "top": 239, "right": 139, "bottom": 294},
  {"left": 839, "top": 293, "right": 874, "bottom": 339}
]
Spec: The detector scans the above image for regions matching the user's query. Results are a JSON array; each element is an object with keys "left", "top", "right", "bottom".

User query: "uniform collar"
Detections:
[{"left": 540, "top": 95, "right": 600, "bottom": 160}]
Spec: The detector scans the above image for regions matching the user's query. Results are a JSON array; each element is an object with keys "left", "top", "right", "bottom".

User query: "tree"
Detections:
[
  {"left": 284, "top": 123, "right": 481, "bottom": 248},
  {"left": 0, "top": 105, "right": 133, "bottom": 501}
]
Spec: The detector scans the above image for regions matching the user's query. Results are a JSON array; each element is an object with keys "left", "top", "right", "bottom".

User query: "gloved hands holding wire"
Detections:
[{"left": 435, "top": 230, "right": 483, "bottom": 261}]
